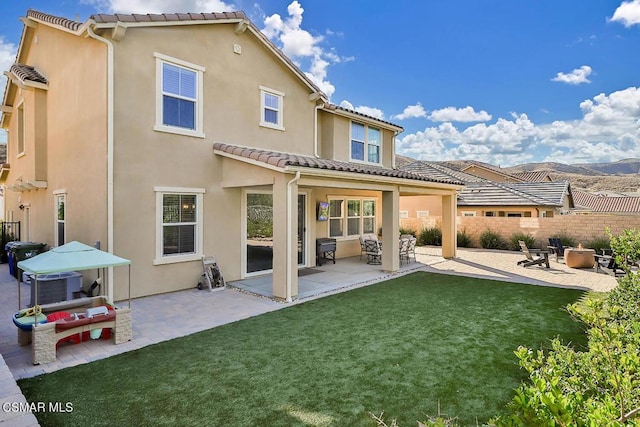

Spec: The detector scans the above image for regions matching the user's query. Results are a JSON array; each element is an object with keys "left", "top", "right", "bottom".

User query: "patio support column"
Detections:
[
  {"left": 441, "top": 192, "right": 457, "bottom": 259},
  {"left": 381, "top": 187, "right": 400, "bottom": 272},
  {"left": 272, "top": 174, "right": 299, "bottom": 300}
]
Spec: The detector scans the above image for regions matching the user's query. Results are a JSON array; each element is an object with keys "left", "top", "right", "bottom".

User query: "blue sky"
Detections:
[{"left": 1, "top": 0, "right": 640, "bottom": 166}]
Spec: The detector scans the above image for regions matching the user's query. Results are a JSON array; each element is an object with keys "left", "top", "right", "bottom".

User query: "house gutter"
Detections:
[
  {"left": 285, "top": 171, "right": 301, "bottom": 302},
  {"left": 86, "top": 24, "right": 115, "bottom": 303}
]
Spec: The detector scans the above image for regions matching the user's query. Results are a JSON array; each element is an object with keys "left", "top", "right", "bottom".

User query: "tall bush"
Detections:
[
  {"left": 479, "top": 229, "right": 508, "bottom": 250},
  {"left": 418, "top": 226, "right": 442, "bottom": 246},
  {"left": 509, "top": 232, "right": 535, "bottom": 251},
  {"left": 457, "top": 228, "right": 473, "bottom": 248}
]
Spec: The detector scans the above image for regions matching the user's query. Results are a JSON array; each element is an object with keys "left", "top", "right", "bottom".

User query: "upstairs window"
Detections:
[
  {"left": 350, "top": 122, "right": 381, "bottom": 164},
  {"left": 154, "top": 53, "right": 204, "bottom": 138},
  {"left": 260, "top": 86, "right": 284, "bottom": 130}
]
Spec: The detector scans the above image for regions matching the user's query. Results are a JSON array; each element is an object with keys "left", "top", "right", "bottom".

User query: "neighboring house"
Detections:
[
  {"left": 0, "top": 10, "right": 462, "bottom": 301},
  {"left": 399, "top": 161, "right": 573, "bottom": 227},
  {"left": 572, "top": 190, "right": 640, "bottom": 215},
  {"left": 510, "top": 170, "right": 553, "bottom": 182},
  {"left": 460, "top": 161, "right": 526, "bottom": 183}
]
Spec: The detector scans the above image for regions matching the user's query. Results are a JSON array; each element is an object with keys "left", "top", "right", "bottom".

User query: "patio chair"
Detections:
[
  {"left": 406, "top": 236, "right": 416, "bottom": 262},
  {"left": 547, "top": 237, "right": 571, "bottom": 262},
  {"left": 359, "top": 234, "right": 379, "bottom": 260},
  {"left": 517, "top": 240, "right": 550, "bottom": 268},
  {"left": 399, "top": 238, "right": 410, "bottom": 265},
  {"left": 364, "top": 239, "right": 382, "bottom": 265},
  {"left": 594, "top": 250, "right": 627, "bottom": 277}
]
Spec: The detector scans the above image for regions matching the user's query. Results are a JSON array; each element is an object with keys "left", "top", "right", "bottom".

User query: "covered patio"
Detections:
[
  {"left": 214, "top": 142, "right": 463, "bottom": 301},
  {"left": 231, "top": 255, "right": 428, "bottom": 299}
]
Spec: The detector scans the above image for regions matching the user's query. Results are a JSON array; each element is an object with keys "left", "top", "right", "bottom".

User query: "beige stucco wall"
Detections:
[
  {"left": 109, "top": 24, "right": 327, "bottom": 299},
  {"left": 318, "top": 111, "right": 396, "bottom": 168},
  {"left": 3, "top": 23, "right": 108, "bottom": 267}
]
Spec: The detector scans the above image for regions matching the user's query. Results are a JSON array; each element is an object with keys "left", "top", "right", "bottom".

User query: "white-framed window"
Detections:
[
  {"left": 350, "top": 122, "right": 381, "bottom": 164},
  {"left": 416, "top": 210, "right": 430, "bottom": 218},
  {"left": 154, "top": 187, "right": 205, "bottom": 265},
  {"left": 154, "top": 53, "right": 205, "bottom": 138},
  {"left": 259, "top": 86, "right": 284, "bottom": 130},
  {"left": 399, "top": 210, "right": 409, "bottom": 219},
  {"left": 17, "top": 102, "right": 25, "bottom": 157},
  {"left": 328, "top": 197, "right": 376, "bottom": 238},
  {"left": 53, "top": 191, "right": 66, "bottom": 247},
  {"left": 462, "top": 211, "right": 476, "bottom": 217}
]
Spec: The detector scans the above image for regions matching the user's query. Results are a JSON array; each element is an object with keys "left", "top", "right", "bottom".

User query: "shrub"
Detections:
[
  {"left": 548, "top": 232, "right": 576, "bottom": 248},
  {"left": 479, "top": 229, "right": 508, "bottom": 250},
  {"left": 509, "top": 232, "right": 536, "bottom": 251},
  {"left": 399, "top": 227, "right": 416, "bottom": 237},
  {"left": 418, "top": 226, "right": 442, "bottom": 246},
  {"left": 585, "top": 236, "right": 610, "bottom": 254},
  {"left": 456, "top": 228, "right": 473, "bottom": 248}
]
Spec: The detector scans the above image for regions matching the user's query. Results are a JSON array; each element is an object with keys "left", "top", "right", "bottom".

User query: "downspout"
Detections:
[
  {"left": 392, "top": 130, "right": 399, "bottom": 168},
  {"left": 285, "top": 171, "right": 301, "bottom": 302},
  {"left": 313, "top": 103, "right": 323, "bottom": 158},
  {"left": 86, "top": 25, "right": 115, "bottom": 303}
]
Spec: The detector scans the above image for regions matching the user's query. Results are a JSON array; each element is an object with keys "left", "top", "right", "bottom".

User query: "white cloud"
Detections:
[
  {"left": 428, "top": 106, "right": 492, "bottom": 122},
  {"left": 0, "top": 36, "right": 17, "bottom": 106},
  {"left": 82, "top": 0, "right": 236, "bottom": 14},
  {"left": 551, "top": 65, "right": 593, "bottom": 85},
  {"left": 396, "top": 87, "right": 640, "bottom": 166},
  {"left": 610, "top": 0, "right": 640, "bottom": 27},
  {"left": 339, "top": 100, "right": 384, "bottom": 120},
  {"left": 392, "top": 103, "right": 427, "bottom": 120},
  {"left": 262, "top": 1, "right": 344, "bottom": 98}
]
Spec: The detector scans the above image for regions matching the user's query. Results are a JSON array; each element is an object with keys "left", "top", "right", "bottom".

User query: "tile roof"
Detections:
[
  {"left": 323, "top": 103, "right": 404, "bottom": 131},
  {"left": 458, "top": 181, "right": 570, "bottom": 207},
  {"left": 400, "top": 161, "right": 485, "bottom": 183},
  {"left": 9, "top": 64, "right": 47, "bottom": 84},
  {"left": 213, "top": 143, "right": 463, "bottom": 186},
  {"left": 26, "top": 9, "right": 83, "bottom": 31},
  {"left": 90, "top": 11, "right": 247, "bottom": 24},
  {"left": 462, "top": 161, "right": 525, "bottom": 182},
  {"left": 511, "top": 171, "right": 552, "bottom": 182},
  {"left": 572, "top": 190, "right": 640, "bottom": 213}
]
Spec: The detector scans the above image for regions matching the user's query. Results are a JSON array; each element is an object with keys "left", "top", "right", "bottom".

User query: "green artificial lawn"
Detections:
[{"left": 19, "top": 272, "right": 587, "bottom": 426}]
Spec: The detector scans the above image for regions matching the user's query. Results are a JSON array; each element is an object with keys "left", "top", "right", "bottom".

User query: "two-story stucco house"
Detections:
[{"left": 0, "top": 10, "right": 462, "bottom": 302}]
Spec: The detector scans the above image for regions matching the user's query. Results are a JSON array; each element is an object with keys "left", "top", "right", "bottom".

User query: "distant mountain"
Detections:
[
  {"left": 506, "top": 162, "right": 602, "bottom": 176},
  {"left": 507, "top": 159, "right": 640, "bottom": 176},
  {"left": 396, "top": 155, "right": 640, "bottom": 193},
  {"left": 573, "top": 158, "right": 640, "bottom": 175}
]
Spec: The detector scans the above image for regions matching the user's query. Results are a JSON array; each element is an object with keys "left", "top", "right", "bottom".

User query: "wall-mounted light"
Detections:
[{"left": 18, "top": 204, "right": 24, "bottom": 210}]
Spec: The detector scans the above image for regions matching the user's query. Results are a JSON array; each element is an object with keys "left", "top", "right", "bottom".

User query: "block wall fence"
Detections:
[{"left": 400, "top": 215, "right": 640, "bottom": 248}]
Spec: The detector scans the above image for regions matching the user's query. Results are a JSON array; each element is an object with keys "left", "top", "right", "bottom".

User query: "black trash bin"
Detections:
[{"left": 11, "top": 242, "right": 47, "bottom": 281}]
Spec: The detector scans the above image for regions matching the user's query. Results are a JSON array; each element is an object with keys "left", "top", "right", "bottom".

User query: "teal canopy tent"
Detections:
[{"left": 17, "top": 241, "right": 132, "bottom": 308}]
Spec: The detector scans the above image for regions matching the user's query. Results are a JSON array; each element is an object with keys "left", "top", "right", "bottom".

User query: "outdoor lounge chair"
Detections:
[
  {"left": 399, "top": 238, "right": 410, "bottom": 265},
  {"left": 594, "top": 250, "right": 627, "bottom": 277},
  {"left": 517, "top": 240, "right": 550, "bottom": 268},
  {"left": 547, "top": 237, "right": 571, "bottom": 262},
  {"left": 364, "top": 239, "right": 382, "bottom": 265}
]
